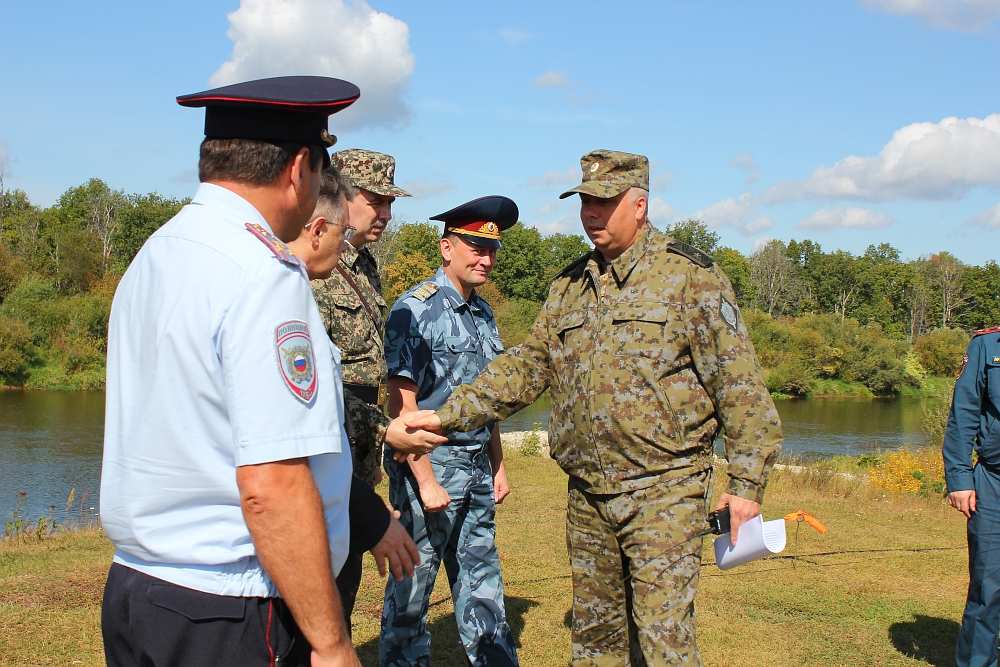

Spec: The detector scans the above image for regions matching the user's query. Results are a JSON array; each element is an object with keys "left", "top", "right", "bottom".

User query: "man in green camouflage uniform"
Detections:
[
  {"left": 312, "top": 149, "right": 411, "bottom": 626},
  {"left": 395, "top": 150, "right": 783, "bottom": 666}
]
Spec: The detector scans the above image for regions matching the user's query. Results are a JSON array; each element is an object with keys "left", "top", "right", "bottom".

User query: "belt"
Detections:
[{"left": 344, "top": 383, "right": 387, "bottom": 407}]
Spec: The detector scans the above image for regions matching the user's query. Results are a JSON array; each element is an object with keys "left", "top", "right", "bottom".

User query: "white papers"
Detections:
[{"left": 713, "top": 514, "right": 786, "bottom": 570}]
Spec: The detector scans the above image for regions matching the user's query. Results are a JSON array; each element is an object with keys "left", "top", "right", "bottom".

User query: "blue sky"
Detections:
[{"left": 2, "top": 0, "right": 1000, "bottom": 264}]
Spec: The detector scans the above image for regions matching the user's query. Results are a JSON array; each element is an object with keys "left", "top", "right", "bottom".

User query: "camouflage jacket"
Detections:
[
  {"left": 312, "top": 244, "right": 390, "bottom": 487},
  {"left": 311, "top": 244, "right": 387, "bottom": 387},
  {"left": 436, "top": 224, "right": 782, "bottom": 501}
]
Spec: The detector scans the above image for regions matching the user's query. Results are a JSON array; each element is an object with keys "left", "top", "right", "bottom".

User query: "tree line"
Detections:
[{"left": 0, "top": 177, "right": 988, "bottom": 394}]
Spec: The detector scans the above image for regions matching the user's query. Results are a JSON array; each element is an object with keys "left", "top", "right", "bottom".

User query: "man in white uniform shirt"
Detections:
[{"left": 100, "top": 77, "right": 443, "bottom": 667}]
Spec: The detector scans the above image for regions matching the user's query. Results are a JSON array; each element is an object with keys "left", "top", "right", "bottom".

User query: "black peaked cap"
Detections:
[{"left": 176, "top": 76, "right": 360, "bottom": 151}]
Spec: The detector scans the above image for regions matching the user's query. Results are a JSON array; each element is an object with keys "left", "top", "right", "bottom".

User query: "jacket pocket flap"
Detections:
[
  {"left": 330, "top": 292, "right": 362, "bottom": 309},
  {"left": 557, "top": 309, "right": 588, "bottom": 333},
  {"left": 147, "top": 583, "right": 246, "bottom": 622},
  {"left": 488, "top": 336, "right": 504, "bottom": 352},
  {"left": 445, "top": 336, "right": 478, "bottom": 353},
  {"left": 612, "top": 301, "right": 668, "bottom": 323}
]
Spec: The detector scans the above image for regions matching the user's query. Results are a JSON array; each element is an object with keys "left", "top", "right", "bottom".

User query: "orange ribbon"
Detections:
[{"left": 783, "top": 510, "right": 827, "bottom": 534}]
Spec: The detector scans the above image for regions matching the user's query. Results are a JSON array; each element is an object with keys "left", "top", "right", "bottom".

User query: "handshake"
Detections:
[{"left": 383, "top": 410, "right": 448, "bottom": 459}]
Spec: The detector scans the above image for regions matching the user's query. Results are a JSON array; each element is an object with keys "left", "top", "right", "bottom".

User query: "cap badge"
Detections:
[
  {"left": 386, "top": 164, "right": 394, "bottom": 181},
  {"left": 590, "top": 163, "right": 600, "bottom": 173},
  {"left": 487, "top": 222, "right": 497, "bottom": 233},
  {"left": 275, "top": 320, "right": 317, "bottom": 403}
]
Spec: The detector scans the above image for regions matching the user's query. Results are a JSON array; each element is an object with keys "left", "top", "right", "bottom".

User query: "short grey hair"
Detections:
[
  {"left": 627, "top": 187, "right": 649, "bottom": 205},
  {"left": 312, "top": 165, "right": 355, "bottom": 225}
]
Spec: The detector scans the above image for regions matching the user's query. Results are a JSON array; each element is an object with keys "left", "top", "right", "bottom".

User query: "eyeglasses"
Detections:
[
  {"left": 305, "top": 219, "right": 356, "bottom": 240},
  {"left": 330, "top": 222, "right": 356, "bottom": 240}
]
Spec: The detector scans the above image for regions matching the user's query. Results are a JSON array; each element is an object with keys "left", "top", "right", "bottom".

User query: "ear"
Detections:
[
  {"left": 310, "top": 216, "right": 327, "bottom": 243},
  {"left": 288, "top": 147, "right": 313, "bottom": 193},
  {"left": 440, "top": 236, "right": 453, "bottom": 264},
  {"left": 634, "top": 193, "right": 647, "bottom": 222}
]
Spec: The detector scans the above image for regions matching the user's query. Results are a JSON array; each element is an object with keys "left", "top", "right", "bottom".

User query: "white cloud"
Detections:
[
  {"left": 966, "top": 202, "right": 1000, "bottom": 228},
  {"left": 532, "top": 213, "right": 580, "bottom": 237},
  {"left": 797, "top": 207, "right": 896, "bottom": 231},
  {"left": 650, "top": 172, "right": 676, "bottom": 192},
  {"left": 530, "top": 71, "right": 571, "bottom": 89},
  {"left": 400, "top": 180, "right": 455, "bottom": 198},
  {"left": 753, "top": 236, "right": 775, "bottom": 251},
  {"left": 647, "top": 197, "right": 675, "bottom": 224},
  {"left": 210, "top": 0, "right": 415, "bottom": 131},
  {"left": 0, "top": 140, "right": 9, "bottom": 171},
  {"left": 499, "top": 28, "right": 532, "bottom": 46},
  {"left": 695, "top": 192, "right": 767, "bottom": 236},
  {"left": 763, "top": 114, "right": 1000, "bottom": 204},
  {"left": 535, "top": 200, "right": 560, "bottom": 215},
  {"left": 860, "top": 0, "right": 1000, "bottom": 32},
  {"left": 525, "top": 165, "right": 579, "bottom": 189}
]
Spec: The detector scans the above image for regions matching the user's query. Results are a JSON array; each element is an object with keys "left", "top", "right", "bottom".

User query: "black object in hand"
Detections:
[{"left": 706, "top": 507, "right": 731, "bottom": 535}]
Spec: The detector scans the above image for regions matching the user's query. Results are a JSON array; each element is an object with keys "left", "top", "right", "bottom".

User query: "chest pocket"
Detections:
[
  {"left": 987, "top": 355, "right": 1000, "bottom": 402},
  {"left": 330, "top": 291, "right": 362, "bottom": 311},
  {"left": 611, "top": 301, "right": 670, "bottom": 357},
  {"left": 555, "top": 309, "right": 588, "bottom": 361},
  {"left": 443, "top": 336, "right": 483, "bottom": 385}
]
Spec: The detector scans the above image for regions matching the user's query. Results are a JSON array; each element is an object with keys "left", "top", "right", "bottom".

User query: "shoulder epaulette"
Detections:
[
  {"left": 410, "top": 281, "right": 440, "bottom": 302},
  {"left": 667, "top": 240, "right": 714, "bottom": 268},
  {"left": 974, "top": 325, "right": 1000, "bottom": 337},
  {"left": 557, "top": 252, "right": 592, "bottom": 278},
  {"left": 245, "top": 223, "right": 303, "bottom": 267}
]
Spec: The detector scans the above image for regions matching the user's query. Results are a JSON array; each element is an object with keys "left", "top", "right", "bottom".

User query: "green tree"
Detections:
[
  {"left": 665, "top": 219, "right": 720, "bottom": 254},
  {"left": 113, "top": 193, "right": 187, "bottom": 271},
  {"left": 492, "top": 223, "right": 547, "bottom": 301}
]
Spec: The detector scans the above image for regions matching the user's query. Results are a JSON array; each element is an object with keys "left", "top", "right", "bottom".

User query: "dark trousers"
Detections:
[
  {"left": 958, "top": 463, "right": 1000, "bottom": 667},
  {"left": 335, "top": 549, "right": 364, "bottom": 635},
  {"left": 102, "top": 563, "right": 311, "bottom": 667}
]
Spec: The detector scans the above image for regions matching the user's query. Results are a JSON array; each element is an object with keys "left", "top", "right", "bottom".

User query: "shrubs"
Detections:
[
  {"left": 914, "top": 328, "right": 969, "bottom": 376},
  {"left": 0, "top": 315, "right": 34, "bottom": 386},
  {"left": 867, "top": 447, "right": 946, "bottom": 497}
]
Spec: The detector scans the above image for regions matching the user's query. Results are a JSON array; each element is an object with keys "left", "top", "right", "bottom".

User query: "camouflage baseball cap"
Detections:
[
  {"left": 558, "top": 149, "right": 649, "bottom": 199},
  {"left": 331, "top": 148, "right": 412, "bottom": 198}
]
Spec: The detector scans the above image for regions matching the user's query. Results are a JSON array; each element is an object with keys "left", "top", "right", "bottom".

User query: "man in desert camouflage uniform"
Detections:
[
  {"left": 398, "top": 150, "right": 783, "bottom": 666},
  {"left": 311, "top": 149, "right": 412, "bottom": 626}
]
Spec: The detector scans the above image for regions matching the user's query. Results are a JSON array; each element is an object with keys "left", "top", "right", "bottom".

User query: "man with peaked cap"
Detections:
[
  {"left": 100, "top": 77, "right": 444, "bottom": 667},
  {"left": 309, "top": 149, "right": 412, "bottom": 630},
  {"left": 379, "top": 196, "right": 520, "bottom": 667},
  {"left": 398, "top": 151, "right": 782, "bottom": 666}
]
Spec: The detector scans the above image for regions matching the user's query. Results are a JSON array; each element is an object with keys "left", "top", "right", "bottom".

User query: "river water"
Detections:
[{"left": 0, "top": 390, "right": 940, "bottom": 524}]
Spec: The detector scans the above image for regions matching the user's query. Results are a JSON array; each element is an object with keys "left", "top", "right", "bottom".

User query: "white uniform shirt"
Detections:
[{"left": 101, "top": 183, "right": 352, "bottom": 597}]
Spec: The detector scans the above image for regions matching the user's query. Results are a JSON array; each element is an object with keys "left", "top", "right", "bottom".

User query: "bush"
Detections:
[
  {"left": 868, "top": 447, "right": 945, "bottom": 497},
  {"left": 914, "top": 328, "right": 969, "bottom": 376},
  {"left": 0, "top": 275, "right": 58, "bottom": 342},
  {"left": 0, "top": 315, "right": 34, "bottom": 385}
]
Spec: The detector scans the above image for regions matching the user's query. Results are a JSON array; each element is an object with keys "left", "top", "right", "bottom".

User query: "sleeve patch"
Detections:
[
  {"left": 246, "top": 223, "right": 303, "bottom": 267},
  {"left": 719, "top": 295, "right": 739, "bottom": 334},
  {"left": 275, "top": 320, "right": 317, "bottom": 403}
]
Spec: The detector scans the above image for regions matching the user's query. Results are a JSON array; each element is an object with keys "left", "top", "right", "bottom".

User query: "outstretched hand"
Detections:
[
  {"left": 405, "top": 411, "right": 443, "bottom": 433},
  {"left": 716, "top": 493, "right": 760, "bottom": 544},
  {"left": 370, "top": 510, "right": 420, "bottom": 582},
  {"left": 384, "top": 410, "right": 447, "bottom": 457}
]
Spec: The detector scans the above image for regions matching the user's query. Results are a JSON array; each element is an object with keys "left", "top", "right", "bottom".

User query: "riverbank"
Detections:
[{"left": 1, "top": 451, "right": 967, "bottom": 666}]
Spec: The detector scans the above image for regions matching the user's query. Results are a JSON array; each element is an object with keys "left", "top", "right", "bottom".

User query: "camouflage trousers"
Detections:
[
  {"left": 380, "top": 452, "right": 519, "bottom": 667},
  {"left": 566, "top": 470, "right": 710, "bottom": 667}
]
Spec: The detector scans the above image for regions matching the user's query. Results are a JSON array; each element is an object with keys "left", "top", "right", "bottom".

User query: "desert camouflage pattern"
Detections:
[
  {"left": 380, "top": 454, "right": 518, "bottom": 667},
  {"left": 332, "top": 148, "right": 412, "bottom": 198},
  {"left": 384, "top": 266, "right": 504, "bottom": 466},
  {"left": 568, "top": 471, "right": 709, "bottom": 666},
  {"left": 559, "top": 149, "right": 650, "bottom": 200},
  {"left": 312, "top": 244, "right": 388, "bottom": 488},
  {"left": 436, "top": 222, "right": 782, "bottom": 500}
]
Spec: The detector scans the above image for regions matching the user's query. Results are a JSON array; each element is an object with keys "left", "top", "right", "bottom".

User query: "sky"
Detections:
[{"left": 2, "top": 0, "right": 1000, "bottom": 264}]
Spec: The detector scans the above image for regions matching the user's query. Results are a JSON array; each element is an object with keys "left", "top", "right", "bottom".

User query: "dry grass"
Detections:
[{"left": 0, "top": 454, "right": 970, "bottom": 666}]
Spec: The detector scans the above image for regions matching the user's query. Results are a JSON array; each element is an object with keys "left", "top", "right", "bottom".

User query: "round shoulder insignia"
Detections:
[{"left": 275, "top": 320, "right": 317, "bottom": 403}]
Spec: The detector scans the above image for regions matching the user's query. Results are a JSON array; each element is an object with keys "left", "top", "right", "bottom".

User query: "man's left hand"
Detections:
[{"left": 716, "top": 493, "right": 760, "bottom": 544}]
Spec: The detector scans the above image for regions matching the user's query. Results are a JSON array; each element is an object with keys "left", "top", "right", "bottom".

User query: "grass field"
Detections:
[{"left": 1, "top": 452, "right": 970, "bottom": 666}]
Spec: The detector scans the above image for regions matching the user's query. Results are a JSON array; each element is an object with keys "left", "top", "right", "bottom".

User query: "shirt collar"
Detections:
[
  {"left": 595, "top": 222, "right": 655, "bottom": 286},
  {"left": 191, "top": 183, "right": 272, "bottom": 233},
  {"left": 340, "top": 242, "right": 359, "bottom": 269}
]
